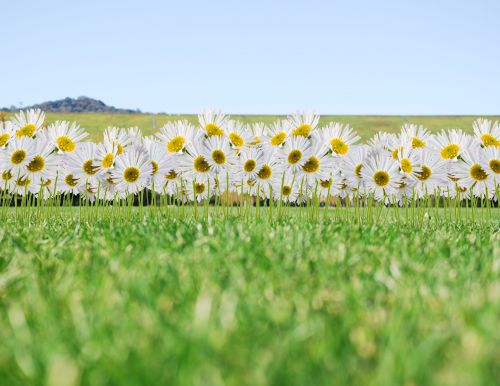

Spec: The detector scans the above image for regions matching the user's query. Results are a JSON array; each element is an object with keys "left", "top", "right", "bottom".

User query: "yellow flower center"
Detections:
[
  {"left": 416, "top": 165, "right": 432, "bottom": 181},
  {"left": 292, "top": 124, "right": 311, "bottom": 137},
  {"left": 489, "top": 159, "right": 500, "bottom": 174},
  {"left": 102, "top": 153, "right": 114, "bottom": 168},
  {"left": 391, "top": 146, "right": 402, "bottom": 160},
  {"left": 115, "top": 142, "right": 124, "bottom": 155},
  {"left": 257, "top": 164, "right": 272, "bottom": 180},
  {"left": 282, "top": 185, "right": 292, "bottom": 196},
  {"left": 2, "top": 170, "right": 13, "bottom": 181},
  {"left": 83, "top": 160, "right": 98, "bottom": 175},
  {"left": 57, "top": 135, "right": 76, "bottom": 152},
  {"left": 481, "top": 133, "right": 500, "bottom": 147},
  {"left": 0, "top": 133, "right": 10, "bottom": 146},
  {"left": 167, "top": 135, "right": 185, "bottom": 152},
  {"left": 65, "top": 174, "right": 79, "bottom": 187},
  {"left": 320, "top": 178, "right": 332, "bottom": 188},
  {"left": 16, "top": 124, "right": 36, "bottom": 137},
  {"left": 469, "top": 163, "right": 488, "bottom": 181},
  {"left": 123, "top": 166, "right": 140, "bottom": 183},
  {"left": 330, "top": 138, "right": 349, "bottom": 155},
  {"left": 401, "top": 158, "right": 412, "bottom": 173},
  {"left": 244, "top": 159, "right": 256, "bottom": 172},
  {"left": 373, "top": 170, "right": 390, "bottom": 187},
  {"left": 16, "top": 177, "right": 31, "bottom": 187},
  {"left": 302, "top": 156, "right": 320, "bottom": 173},
  {"left": 440, "top": 144, "right": 459, "bottom": 160},
  {"left": 411, "top": 137, "right": 426, "bottom": 148},
  {"left": 229, "top": 132, "right": 244, "bottom": 147},
  {"left": 26, "top": 155, "right": 45, "bottom": 172},
  {"left": 205, "top": 123, "right": 224, "bottom": 137},
  {"left": 270, "top": 132, "right": 286, "bottom": 146},
  {"left": 212, "top": 149, "right": 226, "bottom": 165},
  {"left": 193, "top": 156, "right": 210, "bottom": 172},
  {"left": 42, "top": 179, "right": 52, "bottom": 187},
  {"left": 194, "top": 182, "right": 206, "bottom": 194},
  {"left": 355, "top": 163, "right": 363, "bottom": 178},
  {"left": 151, "top": 160, "right": 159, "bottom": 175},
  {"left": 11, "top": 149, "right": 27, "bottom": 165},
  {"left": 166, "top": 170, "right": 178, "bottom": 180},
  {"left": 287, "top": 149, "right": 302, "bottom": 164}
]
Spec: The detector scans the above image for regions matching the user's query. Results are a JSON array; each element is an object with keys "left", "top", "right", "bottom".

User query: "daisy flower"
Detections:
[
  {"left": 198, "top": 109, "right": 229, "bottom": 137},
  {"left": 226, "top": 120, "right": 253, "bottom": 148},
  {"left": 275, "top": 136, "right": 312, "bottom": 175},
  {"left": 0, "top": 137, "right": 36, "bottom": 177},
  {"left": 473, "top": 118, "right": 500, "bottom": 148},
  {"left": 156, "top": 120, "right": 195, "bottom": 154},
  {"left": 341, "top": 145, "right": 369, "bottom": 190},
  {"left": 143, "top": 137, "right": 172, "bottom": 189},
  {"left": 453, "top": 148, "right": 495, "bottom": 199},
  {"left": 480, "top": 146, "right": 500, "bottom": 183},
  {"left": 396, "top": 145, "right": 422, "bottom": 179},
  {"left": 262, "top": 120, "right": 291, "bottom": 147},
  {"left": 112, "top": 147, "right": 152, "bottom": 194},
  {"left": 25, "top": 138, "right": 60, "bottom": 183},
  {"left": 64, "top": 142, "right": 100, "bottom": 184},
  {"left": 300, "top": 141, "right": 337, "bottom": 185},
  {"left": 46, "top": 121, "right": 88, "bottom": 153},
  {"left": 400, "top": 123, "right": 431, "bottom": 149},
  {"left": 176, "top": 139, "right": 211, "bottom": 182},
  {"left": 430, "top": 129, "right": 475, "bottom": 162},
  {"left": 288, "top": 111, "right": 319, "bottom": 137},
  {"left": 361, "top": 154, "right": 401, "bottom": 200},
  {"left": 95, "top": 140, "right": 119, "bottom": 172},
  {"left": 255, "top": 146, "right": 278, "bottom": 189},
  {"left": 250, "top": 122, "right": 266, "bottom": 145},
  {"left": 184, "top": 179, "right": 214, "bottom": 203},
  {"left": 103, "top": 127, "right": 133, "bottom": 155},
  {"left": 201, "top": 135, "right": 236, "bottom": 175},
  {"left": 271, "top": 174, "right": 301, "bottom": 203},
  {"left": 11, "top": 109, "right": 45, "bottom": 138},
  {"left": 413, "top": 150, "right": 450, "bottom": 197},
  {"left": 320, "top": 122, "right": 360, "bottom": 156},
  {"left": 235, "top": 146, "right": 265, "bottom": 181},
  {"left": 0, "top": 120, "right": 14, "bottom": 147}
]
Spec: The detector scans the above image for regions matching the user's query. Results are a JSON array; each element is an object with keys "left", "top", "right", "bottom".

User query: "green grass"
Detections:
[
  {"left": 0, "top": 210, "right": 499, "bottom": 386},
  {"left": 3, "top": 112, "right": 500, "bottom": 141}
]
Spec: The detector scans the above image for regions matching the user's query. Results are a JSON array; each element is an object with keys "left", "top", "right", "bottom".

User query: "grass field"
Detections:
[
  {"left": 0, "top": 209, "right": 499, "bottom": 386},
  {"left": 3, "top": 112, "right": 500, "bottom": 141}
]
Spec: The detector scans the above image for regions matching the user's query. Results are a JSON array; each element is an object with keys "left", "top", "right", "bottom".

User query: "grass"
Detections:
[
  {"left": 3, "top": 112, "right": 500, "bottom": 141},
  {"left": 0, "top": 209, "right": 499, "bottom": 386}
]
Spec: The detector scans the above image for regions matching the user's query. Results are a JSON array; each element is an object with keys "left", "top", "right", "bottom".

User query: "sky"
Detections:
[{"left": 1, "top": 0, "right": 499, "bottom": 115}]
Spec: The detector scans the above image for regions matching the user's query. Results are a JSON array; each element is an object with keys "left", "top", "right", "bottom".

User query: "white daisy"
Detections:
[
  {"left": 156, "top": 120, "right": 195, "bottom": 154},
  {"left": 453, "top": 148, "right": 495, "bottom": 199},
  {"left": 361, "top": 154, "right": 401, "bottom": 200},
  {"left": 0, "top": 120, "right": 14, "bottom": 147},
  {"left": 225, "top": 120, "right": 253, "bottom": 148},
  {"left": 112, "top": 147, "right": 152, "bottom": 194},
  {"left": 198, "top": 109, "right": 229, "bottom": 137},
  {"left": 0, "top": 137, "right": 36, "bottom": 177},
  {"left": 400, "top": 123, "right": 431, "bottom": 149},
  {"left": 201, "top": 135, "right": 236, "bottom": 175},
  {"left": 320, "top": 122, "right": 360, "bottom": 156},
  {"left": 262, "top": 120, "right": 291, "bottom": 147},
  {"left": 473, "top": 118, "right": 500, "bottom": 148},
  {"left": 11, "top": 109, "right": 45, "bottom": 138},
  {"left": 25, "top": 138, "right": 60, "bottom": 183},
  {"left": 413, "top": 149, "right": 450, "bottom": 197},
  {"left": 46, "top": 121, "right": 88, "bottom": 153},
  {"left": 275, "top": 136, "right": 312, "bottom": 175},
  {"left": 430, "top": 129, "right": 475, "bottom": 162},
  {"left": 288, "top": 111, "right": 319, "bottom": 137},
  {"left": 64, "top": 142, "right": 100, "bottom": 184}
]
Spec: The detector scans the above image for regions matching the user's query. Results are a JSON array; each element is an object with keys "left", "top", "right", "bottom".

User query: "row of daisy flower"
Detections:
[{"left": 0, "top": 109, "right": 499, "bottom": 204}]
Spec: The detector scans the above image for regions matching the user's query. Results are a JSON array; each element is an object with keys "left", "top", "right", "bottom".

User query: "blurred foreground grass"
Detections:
[{"left": 0, "top": 211, "right": 499, "bottom": 386}]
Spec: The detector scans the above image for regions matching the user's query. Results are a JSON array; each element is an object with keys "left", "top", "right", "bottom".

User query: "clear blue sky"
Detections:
[{"left": 2, "top": 0, "right": 499, "bottom": 114}]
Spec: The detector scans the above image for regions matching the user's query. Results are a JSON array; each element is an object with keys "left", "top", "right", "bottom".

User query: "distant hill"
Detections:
[{"left": 1, "top": 96, "right": 141, "bottom": 113}]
